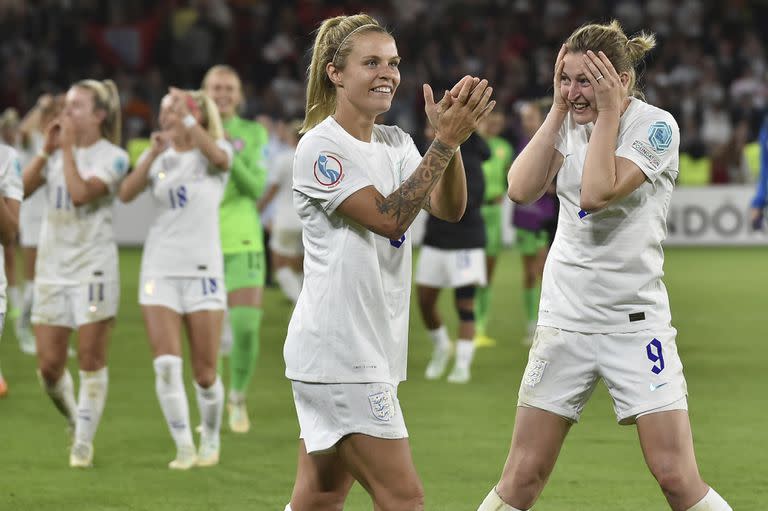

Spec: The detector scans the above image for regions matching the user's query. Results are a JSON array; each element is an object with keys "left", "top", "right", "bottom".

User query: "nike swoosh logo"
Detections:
[{"left": 649, "top": 382, "right": 669, "bottom": 392}]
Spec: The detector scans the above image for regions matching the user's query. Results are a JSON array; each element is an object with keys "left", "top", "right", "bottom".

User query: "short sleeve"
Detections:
[
  {"left": 91, "top": 146, "right": 130, "bottom": 193},
  {"left": 292, "top": 134, "right": 372, "bottom": 214},
  {"left": 616, "top": 113, "right": 679, "bottom": 183},
  {"left": 0, "top": 148, "right": 24, "bottom": 202}
]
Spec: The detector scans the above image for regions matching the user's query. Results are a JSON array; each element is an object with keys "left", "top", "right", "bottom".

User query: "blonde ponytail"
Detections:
[
  {"left": 626, "top": 32, "right": 657, "bottom": 66},
  {"left": 75, "top": 78, "right": 122, "bottom": 145},
  {"left": 301, "top": 13, "right": 388, "bottom": 133}
]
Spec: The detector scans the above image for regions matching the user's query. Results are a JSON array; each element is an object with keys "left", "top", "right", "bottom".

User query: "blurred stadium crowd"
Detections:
[{"left": 1, "top": 0, "right": 767, "bottom": 184}]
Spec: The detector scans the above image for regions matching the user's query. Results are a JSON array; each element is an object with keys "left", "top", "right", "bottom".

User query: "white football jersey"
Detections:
[
  {"left": 0, "top": 145, "right": 24, "bottom": 311},
  {"left": 539, "top": 98, "right": 679, "bottom": 333},
  {"left": 35, "top": 139, "right": 129, "bottom": 285},
  {"left": 269, "top": 148, "right": 302, "bottom": 231},
  {"left": 139, "top": 140, "right": 232, "bottom": 278},
  {"left": 284, "top": 116, "right": 423, "bottom": 385}
]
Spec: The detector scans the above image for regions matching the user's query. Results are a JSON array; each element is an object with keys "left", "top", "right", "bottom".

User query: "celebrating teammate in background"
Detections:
[
  {"left": 511, "top": 100, "right": 558, "bottom": 345},
  {"left": 119, "top": 88, "right": 231, "bottom": 469},
  {"left": 202, "top": 65, "right": 269, "bottom": 433},
  {"left": 474, "top": 111, "right": 513, "bottom": 348},
  {"left": 477, "top": 22, "right": 732, "bottom": 511},
  {"left": 418, "top": 127, "right": 489, "bottom": 383},
  {"left": 749, "top": 115, "right": 767, "bottom": 230},
  {"left": 0, "top": 144, "right": 23, "bottom": 397},
  {"left": 15, "top": 94, "right": 64, "bottom": 354},
  {"left": 0, "top": 109, "right": 23, "bottom": 348},
  {"left": 23, "top": 79, "right": 128, "bottom": 468},
  {"left": 257, "top": 119, "right": 304, "bottom": 304},
  {"left": 283, "top": 13, "right": 494, "bottom": 510}
]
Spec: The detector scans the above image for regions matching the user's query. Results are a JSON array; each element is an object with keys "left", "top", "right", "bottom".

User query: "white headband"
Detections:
[{"left": 331, "top": 23, "right": 379, "bottom": 64}]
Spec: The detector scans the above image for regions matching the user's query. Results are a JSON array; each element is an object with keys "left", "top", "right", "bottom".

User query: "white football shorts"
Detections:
[
  {"left": 32, "top": 281, "right": 119, "bottom": 329},
  {"left": 517, "top": 326, "right": 688, "bottom": 424},
  {"left": 291, "top": 381, "right": 409, "bottom": 454},
  {"left": 139, "top": 275, "right": 226, "bottom": 314},
  {"left": 415, "top": 246, "right": 487, "bottom": 288}
]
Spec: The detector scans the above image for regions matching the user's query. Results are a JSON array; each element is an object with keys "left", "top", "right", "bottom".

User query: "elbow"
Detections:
[
  {"left": 579, "top": 193, "right": 608, "bottom": 213},
  {"left": 379, "top": 219, "right": 407, "bottom": 241},
  {"left": 212, "top": 154, "right": 231, "bottom": 171},
  {"left": 507, "top": 186, "right": 536, "bottom": 206},
  {"left": 117, "top": 189, "right": 133, "bottom": 203},
  {"left": 443, "top": 204, "right": 466, "bottom": 223},
  {"left": 70, "top": 193, "right": 90, "bottom": 207}
]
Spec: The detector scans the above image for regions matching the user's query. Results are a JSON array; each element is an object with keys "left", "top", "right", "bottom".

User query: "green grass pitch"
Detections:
[{"left": 0, "top": 246, "right": 765, "bottom": 510}]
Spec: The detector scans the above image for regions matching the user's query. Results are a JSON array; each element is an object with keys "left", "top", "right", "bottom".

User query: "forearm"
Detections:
[
  {"left": 119, "top": 152, "right": 156, "bottom": 202},
  {"left": 61, "top": 147, "right": 91, "bottom": 205},
  {"left": 508, "top": 108, "right": 566, "bottom": 203},
  {"left": 427, "top": 150, "right": 467, "bottom": 222},
  {"left": 23, "top": 155, "right": 47, "bottom": 197},
  {"left": 375, "top": 138, "right": 456, "bottom": 238},
  {"left": 580, "top": 112, "right": 620, "bottom": 211},
  {"left": 188, "top": 125, "right": 229, "bottom": 170},
  {"left": 230, "top": 157, "right": 266, "bottom": 199},
  {"left": 257, "top": 183, "right": 279, "bottom": 212}
]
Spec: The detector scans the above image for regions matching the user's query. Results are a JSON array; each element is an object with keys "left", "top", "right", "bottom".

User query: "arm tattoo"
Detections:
[{"left": 375, "top": 138, "right": 454, "bottom": 234}]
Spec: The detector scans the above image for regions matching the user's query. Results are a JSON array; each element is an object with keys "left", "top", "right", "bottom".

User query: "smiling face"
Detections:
[
  {"left": 204, "top": 70, "right": 241, "bottom": 119},
  {"left": 64, "top": 86, "right": 105, "bottom": 136},
  {"left": 330, "top": 31, "right": 401, "bottom": 120},
  {"left": 559, "top": 52, "right": 597, "bottom": 125}
]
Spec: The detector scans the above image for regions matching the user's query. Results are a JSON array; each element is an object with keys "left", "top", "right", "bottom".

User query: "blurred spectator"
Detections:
[{"left": 2, "top": 0, "right": 768, "bottom": 186}]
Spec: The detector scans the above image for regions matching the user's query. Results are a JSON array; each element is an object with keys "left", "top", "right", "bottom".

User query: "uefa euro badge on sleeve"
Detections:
[
  {"left": 368, "top": 390, "right": 395, "bottom": 422},
  {"left": 648, "top": 121, "right": 673, "bottom": 153},
  {"left": 314, "top": 153, "right": 343, "bottom": 187}
]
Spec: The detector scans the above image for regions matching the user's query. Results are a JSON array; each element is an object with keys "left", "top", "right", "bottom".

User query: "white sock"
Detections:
[
  {"left": 284, "top": 505, "right": 292, "bottom": 511},
  {"left": 194, "top": 376, "right": 224, "bottom": 447},
  {"left": 153, "top": 355, "right": 194, "bottom": 449},
  {"left": 229, "top": 388, "right": 245, "bottom": 405},
  {"left": 477, "top": 487, "right": 527, "bottom": 511},
  {"left": 23, "top": 280, "right": 33, "bottom": 296},
  {"left": 22, "top": 280, "right": 34, "bottom": 313},
  {"left": 455, "top": 339, "right": 476, "bottom": 369},
  {"left": 275, "top": 267, "right": 301, "bottom": 303},
  {"left": 428, "top": 325, "right": 451, "bottom": 351},
  {"left": 40, "top": 369, "right": 77, "bottom": 426},
  {"left": 687, "top": 487, "right": 732, "bottom": 511},
  {"left": 8, "top": 285, "right": 20, "bottom": 309},
  {"left": 75, "top": 367, "right": 108, "bottom": 446}
]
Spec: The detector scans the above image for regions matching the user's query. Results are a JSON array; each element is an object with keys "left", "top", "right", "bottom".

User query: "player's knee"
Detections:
[
  {"left": 192, "top": 366, "right": 217, "bottom": 388},
  {"left": 376, "top": 484, "right": 424, "bottom": 511},
  {"left": 498, "top": 460, "right": 549, "bottom": 505},
  {"left": 38, "top": 364, "right": 64, "bottom": 386},
  {"left": 651, "top": 463, "right": 693, "bottom": 497}
]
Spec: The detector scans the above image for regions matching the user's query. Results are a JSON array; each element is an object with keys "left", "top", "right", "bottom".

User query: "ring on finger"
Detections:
[{"left": 596, "top": 74, "right": 604, "bottom": 81}]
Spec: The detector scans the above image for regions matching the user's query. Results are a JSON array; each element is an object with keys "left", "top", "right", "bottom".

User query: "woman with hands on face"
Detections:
[
  {"left": 478, "top": 21, "right": 732, "bottom": 511},
  {"left": 22, "top": 79, "right": 129, "bottom": 469},
  {"left": 119, "top": 88, "right": 232, "bottom": 470},
  {"left": 283, "top": 13, "right": 494, "bottom": 511}
]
